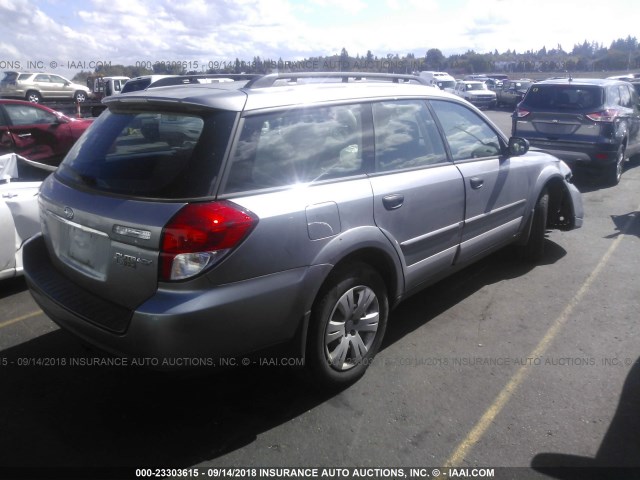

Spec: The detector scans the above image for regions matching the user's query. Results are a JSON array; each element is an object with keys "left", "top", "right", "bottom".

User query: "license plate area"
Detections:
[{"left": 45, "top": 211, "right": 110, "bottom": 281}]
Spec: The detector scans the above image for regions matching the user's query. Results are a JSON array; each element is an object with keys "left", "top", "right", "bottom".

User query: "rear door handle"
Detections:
[
  {"left": 382, "top": 194, "right": 404, "bottom": 210},
  {"left": 469, "top": 177, "right": 484, "bottom": 189}
]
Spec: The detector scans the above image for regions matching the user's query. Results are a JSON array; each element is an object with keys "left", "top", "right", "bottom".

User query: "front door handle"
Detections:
[
  {"left": 382, "top": 194, "right": 404, "bottom": 210},
  {"left": 469, "top": 177, "right": 484, "bottom": 189}
]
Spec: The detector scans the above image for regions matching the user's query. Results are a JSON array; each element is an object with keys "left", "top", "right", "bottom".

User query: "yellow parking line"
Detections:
[
  {"left": 444, "top": 205, "right": 638, "bottom": 468},
  {"left": 0, "top": 310, "right": 43, "bottom": 329}
]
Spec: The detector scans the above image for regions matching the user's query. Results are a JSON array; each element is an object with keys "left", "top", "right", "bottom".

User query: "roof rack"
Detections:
[
  {"left": 245, "top": 72, "right": 430, "bottom": 88},
  {"left": 150, "top": 73, "right": 263, "bottom": 88}
]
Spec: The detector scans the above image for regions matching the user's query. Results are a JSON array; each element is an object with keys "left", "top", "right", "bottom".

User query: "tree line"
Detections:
[{"left": 73, "top": 36, "right": 640, "bottom": 83}]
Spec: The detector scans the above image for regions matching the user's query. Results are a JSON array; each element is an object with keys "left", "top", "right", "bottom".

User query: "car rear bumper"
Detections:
[
  {"left": 23, "top": 234, "right": 330, "bottom": 365},
  {"left": 524, "top": 140, "right": 619, "bottom": 167},
  {"left": 467, "top": 97, "right": 496, "bottom": 108},
  {"left": 567, "top": 181, "right": 584, "bottom": 229}
]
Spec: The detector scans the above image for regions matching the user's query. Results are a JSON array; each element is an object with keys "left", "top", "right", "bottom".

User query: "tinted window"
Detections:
[
  {"left": 34, "top": 75, "right": 50, "bottom": 83},
  {"left": 224, "top": 104, "right": 364, "bottom": 193},
  {"left": 57, "top": 109, "right": 235, "bottom": 199},
  {"left": 1, "top": 72, "right": 18, "bottom": 83},
  {"left": 373, "top": 100, "right": 447, "bottom": 171},
  {"left": 430, "top": 100, "right": 501, "bottom": 161},
  {"left": 523, "top": 85, "right": 603, "bottom": 110},
  {"left": 4, "top": 104, "right": 57, "bottom": 126}
]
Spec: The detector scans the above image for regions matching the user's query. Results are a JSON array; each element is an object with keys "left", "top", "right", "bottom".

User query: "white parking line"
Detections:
[{"left": 444, "top": 204, "right": 639, "bottom": 467}]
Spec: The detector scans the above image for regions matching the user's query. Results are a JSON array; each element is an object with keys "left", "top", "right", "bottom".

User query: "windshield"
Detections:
[
  {"left": 436, "top": 80, "right": 456, "bottom": 90},
  {"left": 465, "top": 83, "right": 488, "bottom": 91},
  {"left": 56, "top": 109, "right": 236, "bottom": 199},
  {"left": 523, "top": 85, "right": 603, "bottom": 110}
]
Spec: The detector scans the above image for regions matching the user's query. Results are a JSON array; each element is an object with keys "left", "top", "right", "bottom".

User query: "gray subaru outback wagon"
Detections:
[{"left": 23, "top": 72, "right": 583, "bottom": 388}]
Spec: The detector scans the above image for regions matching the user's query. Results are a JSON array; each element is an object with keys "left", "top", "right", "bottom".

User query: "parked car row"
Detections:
[
  {"left": 418, "top": 71, "right": 640, "bottom": 186},
  {"left": 21, "top": 71, "right": 583, "bottom": 390}
]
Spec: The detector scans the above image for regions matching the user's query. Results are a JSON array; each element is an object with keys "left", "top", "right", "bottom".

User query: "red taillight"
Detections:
[
  {"left": 515, "top": 108, "right": 530, "bottom": 118},
  {"left": 586, "top": 109, "right": 619, "bottom": 122},
  {"left": 160, "top": 201, "right": 258, "bottom": 281}
]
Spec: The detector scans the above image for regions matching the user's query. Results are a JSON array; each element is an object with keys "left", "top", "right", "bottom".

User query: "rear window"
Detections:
[
  {"left": 1, "top": 72, "right": 18, "bottom": 83},
  {"left": 523, "top": 85, "right": 603, "bottom": 110},
  {"left": 56, "top": 109, "right": 235, "bottom": 199}
]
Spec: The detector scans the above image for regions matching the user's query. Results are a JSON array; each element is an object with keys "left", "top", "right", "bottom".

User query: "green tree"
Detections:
[{"left": 425, "top": 48, "right": 445, "bottom": 70}]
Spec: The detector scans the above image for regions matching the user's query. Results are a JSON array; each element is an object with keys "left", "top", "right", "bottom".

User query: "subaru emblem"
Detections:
[{"left": 63, "top": 206, "right": 74, "bottom": 220}]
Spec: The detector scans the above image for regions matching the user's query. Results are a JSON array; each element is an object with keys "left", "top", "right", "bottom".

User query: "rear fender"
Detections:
[
  {"left": 308, "top": 225, "right": 405, "bottom": 305},
  {"left": 290, "top": 225, "right": 405, "bottom": 363}
]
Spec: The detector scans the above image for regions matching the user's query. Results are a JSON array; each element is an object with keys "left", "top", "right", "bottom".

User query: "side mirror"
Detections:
[{"left": 508, "top": 137, "right": 530, "bottom": 156}]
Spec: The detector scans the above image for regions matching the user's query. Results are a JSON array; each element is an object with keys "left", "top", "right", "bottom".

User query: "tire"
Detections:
[
  {"left": 73, "top": 91, "right": 88, "bottom": 103},
  {"left": 604, "top": 144, "right": 626, "bottom": 186},
  {"left": 306, "top": 262, "right": 388, "bottom": 389},
  {"left": 518, "top": 189, "right": 549, "bottom": 263},
  {"left": 25, "top": 90, "right": 41, "bottom": 103}
]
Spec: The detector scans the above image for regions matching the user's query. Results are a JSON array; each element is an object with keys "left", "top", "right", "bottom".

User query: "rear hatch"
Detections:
[
  {"left": 514, "top": 84, "right": 605, "bottom": 141},
  {"left": 39, "top": 104, "right": 238, "bottom": 315},
  {"left": 0, "top": 71, "right": 19, "bottom": 94}
]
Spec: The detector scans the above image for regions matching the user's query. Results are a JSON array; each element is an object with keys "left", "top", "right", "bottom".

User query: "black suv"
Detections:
[{"left": 512, "top": 78, "right": 640, "bottom": 185}]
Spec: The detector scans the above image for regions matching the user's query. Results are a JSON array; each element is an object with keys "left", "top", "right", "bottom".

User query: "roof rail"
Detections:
[
  {"left": 245, "top": 72, "right": 430, "bottom": 88},
  {"left": 150, "top": 73, "right": 263, "bottom": 88}
]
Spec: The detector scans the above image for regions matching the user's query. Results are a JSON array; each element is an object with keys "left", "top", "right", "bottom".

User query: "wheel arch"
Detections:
[
  {"left": 24, "top": 89, "right": 42, "bottom": 102},
  {"left": 291, "top": 234, "right": 404, "bottom": 369},
  {"left": 325, "top": 247, "right": 402, "bottom": 308},
  {"left": 516, "top": 168, "right": 575, "bottom": 245}
]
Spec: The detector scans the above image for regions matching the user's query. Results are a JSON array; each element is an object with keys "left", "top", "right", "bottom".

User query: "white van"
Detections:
[{"left": 418, "top": 71, "right": 456, "bottom": 90}]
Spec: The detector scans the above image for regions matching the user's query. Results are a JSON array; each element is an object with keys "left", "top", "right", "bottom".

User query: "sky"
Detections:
[{"left": 0, "top": 0, "right": 638, "bottom": 78}]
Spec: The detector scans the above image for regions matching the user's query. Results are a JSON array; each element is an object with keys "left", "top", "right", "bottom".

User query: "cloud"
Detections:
[{"left": 0, "top": 0, "right": 637, "bottom": 77}]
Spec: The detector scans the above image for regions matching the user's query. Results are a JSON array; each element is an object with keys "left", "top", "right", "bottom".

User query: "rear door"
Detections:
[
  {"left": 32, "top": 74, "right": 55, "bottom": 99},
  {"left": 368, "top": 99, "right": 465, "bottom": 292},
  {"left": 47, "top": 75, "right": 69, "bottom": 98},
  {"left": 430, "top": 99, "right": 530, "bottom": 264}
]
